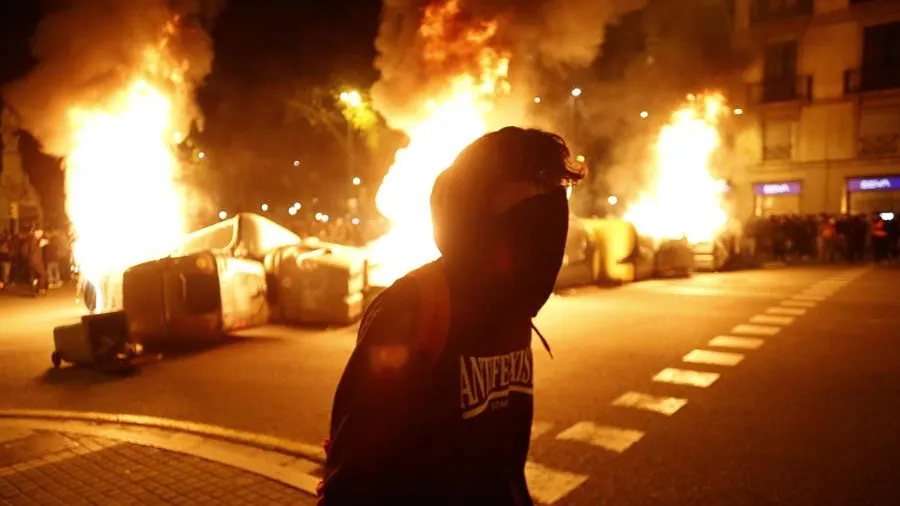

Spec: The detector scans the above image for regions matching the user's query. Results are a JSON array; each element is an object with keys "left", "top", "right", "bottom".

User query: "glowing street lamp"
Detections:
[
  {"left": 571, "top": 87, "right": 582, "bottom": 97},
  {"left": 640, "top": 111, "right": 649, "bottom": 119},
  {"left": 576, "top": 154, "right": 586, "bottom": 163},
  {"left": 218, "top": 211, "right": 227, "bottom": 220},
  {"left": 260, "top": 203, "right": 269, "bottom": 212},
  {"left": 198, "top": 151, "right": 206, "bottom": 159},
  {"left": 293, "top": 202, "right": 301, "bottom": 209},
  {"left": 733, "top": 108, "right": 744, "bottom": 115},
  {"left": 288, "top": 207, "right": 298, "bottom": 216},
  {"left": 351, "top": 217, "right": 360, "bottom": 225},
  {"left": 293, "top": 160, "right": 301, "bottom": 167},
  {"left": 339, "top": 90, "right": 363, "bottom": 108},
  {"left": 608, "top": 195, "right": 619, "bottom": 206},
  {"left": 533, "top": 96, "right": 542, "bottom": 104},
  {"left": 352, "top": 176, "right": 361, "bottom": 186}
]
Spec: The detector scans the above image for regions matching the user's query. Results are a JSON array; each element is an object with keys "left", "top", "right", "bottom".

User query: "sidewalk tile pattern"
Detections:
[{"left": 0, "top": 431, "right": 314, "bottom": 505}]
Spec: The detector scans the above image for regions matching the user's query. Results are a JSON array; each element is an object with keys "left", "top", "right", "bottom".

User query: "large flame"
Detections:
[
  {"left": 368, "top": 0, "right": 510, "bottom": 286},
  {"left": 624, "top": 94, "right": 730, "bottom": 245},
  {"left": 67, "top": 30, "right": 188, "bottom": 311}
]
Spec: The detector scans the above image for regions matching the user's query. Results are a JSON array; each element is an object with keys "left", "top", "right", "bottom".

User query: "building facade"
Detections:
[{"left": 730, "top": 0, "right": 900, "bottom": 219}]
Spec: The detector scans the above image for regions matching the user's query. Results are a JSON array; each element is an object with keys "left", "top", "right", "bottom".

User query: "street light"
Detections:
[
  {"left": 571, "top": 88, "right": 582, "bottom": 97},
  {"left": 288, "top": 207, "right": 298, "bottom": 216},
  {"left": 198, "top": 151, "right": 206, "bottom": 159},
  {"left": 293, "top": 201, "right": 301, "bottom": 209},
  {"left": 733, "top": 108, "right": 744, "bottom": 115},
  {"left": 339, "top": 90, "right": 363, "bottom": 108},
  {"left": 608, "top": 195, "right": 619, "bottom": 206},
  {"left": 640, "top": 111, "right": 649, "bottom": 119},
  {"left": 352, "top": 176, "right": 361, "bottom": 186},
  {"left": 533, "top": 96, "right": 542, "bottom": 104},
  {"left": 218, "top": 211, "right": 227, "bottom": 220},
  {"left": 351, "top": 217, "right": 360, "bottom": 225},
  {"left": 576, "top": 154, "right": 585, "bottom": 163},
  {"left": 293, "top": 160, "right": 301, "bottom": 167},
  {"left": 260, "top": 203, "right": 269, "bottom": 212}
]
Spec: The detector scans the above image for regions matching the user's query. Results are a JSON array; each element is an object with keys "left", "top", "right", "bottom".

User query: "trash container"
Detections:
[{"left": 51, "top": 311, "right": 138, "bottom": 373}]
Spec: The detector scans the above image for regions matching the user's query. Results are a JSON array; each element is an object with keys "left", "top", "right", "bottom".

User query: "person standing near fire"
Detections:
[{"left": 318, "top": 127, "right": 584, "bottom": 505}]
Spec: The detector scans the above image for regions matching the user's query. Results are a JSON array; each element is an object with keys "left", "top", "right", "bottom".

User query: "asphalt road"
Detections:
[{"left": 1, "top": 265, "right": 898, "bottom": 505}]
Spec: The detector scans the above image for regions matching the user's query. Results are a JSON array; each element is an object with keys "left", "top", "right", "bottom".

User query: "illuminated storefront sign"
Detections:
[
  {"left": 847, "top": 176, "right": 900, "bottom": 192},
  {"left": 753, "top": 181, "right": 802, "bottom": 196}
]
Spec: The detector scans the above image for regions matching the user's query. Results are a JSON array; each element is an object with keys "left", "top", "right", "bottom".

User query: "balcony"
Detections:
[
  {"left": 845, "top": 66, "right": 900, "bottom": 94},
  {"left": 748, "top": 75, "right": 812, "bottom": 105},
  {"left": 749, "top": 0, "right": 813, "bottom": 25}
]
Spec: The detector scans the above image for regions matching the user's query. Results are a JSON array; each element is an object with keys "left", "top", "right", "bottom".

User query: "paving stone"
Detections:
[{"left": 0, "top": 433, "right": 316, "bottom": 505}]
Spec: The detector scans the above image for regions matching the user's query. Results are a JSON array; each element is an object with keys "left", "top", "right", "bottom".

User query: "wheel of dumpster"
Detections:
[{"left": 51, "top": 352, "right": 62, "bottom": 369}]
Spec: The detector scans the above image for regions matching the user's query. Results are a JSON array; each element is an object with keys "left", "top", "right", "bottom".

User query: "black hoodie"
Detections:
[{"left": 320, "top": 173, "right": 570, "bottom": 505}]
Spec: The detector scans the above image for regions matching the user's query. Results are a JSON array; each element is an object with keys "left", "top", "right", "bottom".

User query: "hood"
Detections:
[{"left": 431, "top": 170, "right": 569, "bottom": 318}]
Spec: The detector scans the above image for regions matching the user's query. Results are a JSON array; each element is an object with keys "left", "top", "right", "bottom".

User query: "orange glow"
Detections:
[
  {"left": 623, "top": 94, "right": 730, "bottom": 245},
  {"left": 367, "top": 0, "right": 510, "bottom": 286},
  {"left": 67, "top": 35, "right": 189, "bottom": 311}
]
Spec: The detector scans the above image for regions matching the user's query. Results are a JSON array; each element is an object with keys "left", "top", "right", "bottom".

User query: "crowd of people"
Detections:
[
  {"left": 0, "top": 227, "right": 71, "bottom": 294},
  {"left": 742, "top": 213, "right": 899, "bottom": 264}
]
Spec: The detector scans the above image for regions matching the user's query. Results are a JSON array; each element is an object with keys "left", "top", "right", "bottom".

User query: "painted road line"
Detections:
[
  {"left": 683, "top": 349, "right": 745, "bottom": 366},
  {"left": 732, "top": 324, "right": 782, "bottom": 336},
  {"left": 531, "top": 421, "right": 553, "bottom": 440},
  {"left": 791, "top": 294, "right": 827, "bottom": 301},
  {"left": 653, "top": 367, "right": 720, "bottom": 388},
  {"left": 708, "top": 335, "right": 765, "bottom": 350},
  {"left": 556, "top": 422, "right": 645, "bottom": 453},
  {"left": 611, "top": 391, "right": 688, "bottom": 416},
  {"left": 525, "top": 461, "right": 589, "bottom": 505},
  {"left": 766, "top": 306, "right": 806, "bottom": 316},
  {"left": 750, "top": 314, "right": 795, "bottom": 326},
  {"left": 781, "top": 300, "right": 818, "bottom": 308}
]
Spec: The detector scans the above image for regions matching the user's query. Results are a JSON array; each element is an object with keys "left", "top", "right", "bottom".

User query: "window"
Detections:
[
  {"left": 762, "top": 41, "right": 799, "bottom": 101},
  {"left": 861, "top": 22, "right": 900, "bottom": 91},
  {"left": 763, "top": 119, "right": 794, "bottom": 161},
  {"left": 859, "top": 108, "right": 900, "bottom": 157}
]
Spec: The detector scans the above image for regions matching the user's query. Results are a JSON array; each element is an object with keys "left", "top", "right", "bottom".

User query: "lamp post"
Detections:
[
  {"left": 570, "top": 87, "right": 582, "bottom": 143},
  {"left": 339, "top": 90, "right": 363, "bottom": 182}
]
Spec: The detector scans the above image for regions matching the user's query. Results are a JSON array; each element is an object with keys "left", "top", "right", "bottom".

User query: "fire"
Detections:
[
  {"left": 67, "top": 37, "right": 189, "bottom": 311},
  {"left": 368, "top": 0, "right": 510, "bottom": 286},
  {"left": 623, "top": 94, "right": 730, "bottom": 245}
]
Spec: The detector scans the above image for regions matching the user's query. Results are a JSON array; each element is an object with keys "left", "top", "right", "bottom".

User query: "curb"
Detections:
[
  {"left": 0, "top": 409, "right": 326, "bottom": 496},
  {"left": 0, "top": 409, "right": 326, "bottom": 463}
]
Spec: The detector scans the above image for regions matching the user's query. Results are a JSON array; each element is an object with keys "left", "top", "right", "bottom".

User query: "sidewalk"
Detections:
[{"left": 0, "top": 415, "right": 320, "bottom": 505}]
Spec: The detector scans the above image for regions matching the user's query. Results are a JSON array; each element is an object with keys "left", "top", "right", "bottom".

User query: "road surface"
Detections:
[{"left": 1, "top": 265, "right": 898, "bottom": 505}]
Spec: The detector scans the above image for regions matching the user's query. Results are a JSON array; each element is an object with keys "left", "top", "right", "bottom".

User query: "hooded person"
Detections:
[{"left": 319, "top": 127, "right": 584, "bottom": 506}]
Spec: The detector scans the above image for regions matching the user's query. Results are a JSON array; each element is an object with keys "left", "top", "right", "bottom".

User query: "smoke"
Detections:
[
  {"left": 1, "top": 0, "right": 225, "bottom": 156},
  {"left": 371, "top": 0, "right": 644, "bottom": 129}
]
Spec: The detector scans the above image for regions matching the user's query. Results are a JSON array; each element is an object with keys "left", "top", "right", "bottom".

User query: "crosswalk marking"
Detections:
[
  {"left": 525, "top": 461, "right": 589, "bottom": 505},
  {"left": 683, "top": 349, "right": 745, "bottom": 366},
  {"left": 531, "top": 421, "right": 553, "bottom": 440},
  {"left": 766, "top": 306, "right": 806, "bottom": 316},
  {"left": 791, "top": 293, "right": 827, "bottom": 301},
  {"left": 652, "top": 367, "right": 720, "bottom": 387},
  {"left": 781, "top": 300, "right": 817, "bottom": 308},
  {"left": 732, "top": 324, "right": 781, "bottom": 336},
  {"left": 750, "top": 314, "right": 795, "bottom": 325},
  {"left": 708, "top": 335, "right": 765, "bottom": 350},
  {"left": 611, "top": 391, "right": 688, "bottom": 416},
  {"left": 556, "top": 422, "right": 645, "bottom": 453}
]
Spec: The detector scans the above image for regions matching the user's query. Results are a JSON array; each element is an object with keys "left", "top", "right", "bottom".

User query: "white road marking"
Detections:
[
  {"left": 556, "top": 422, "right": 645, "bottom": 453},
  {"left": 749, "top": 314, "right": 795, "bottom": 325},
  {"left": 531, "top": 421, "right": 553, "bottom": 440},
  {"left": 781, "top": 300, "right": 817, "bottom": 308},
  {"left": 611, "top": 391, "right": 688, "bottom": 416},
  {"left": 732, "top": 324, "right": 781, "bottom": 336},
  {"left": 653, "top": 367, "right": 720, "bottom": 387},
  {"left": 683, "top": 349, "right": 745, "bottom": 366},
  {"left": 791, "top": 294, "right": 827, "bottom": 301},
  {"left": 766, "top": 306, "right": 806, "bottom": 316},
  {"left": 708, "top": 335, "right": 765, "bottom": 350},
  {"left": 525, "top": 461, "right": 589, "bottom": 505}
]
